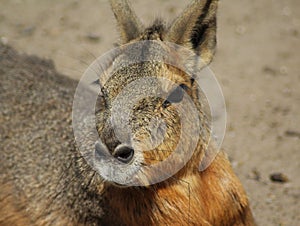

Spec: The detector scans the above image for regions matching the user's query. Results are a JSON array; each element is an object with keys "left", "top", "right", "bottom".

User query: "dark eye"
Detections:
[{"left": 162, "top": 84, "right": 188, "bottom": 108}]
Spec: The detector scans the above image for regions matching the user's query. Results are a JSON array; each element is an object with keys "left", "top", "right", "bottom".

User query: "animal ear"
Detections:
[
  {"left": 110, "top": 0, "right": 144, "bottom": 43},
  {"left": 166, "top": 0, "right": 218, "bottom": 65}
]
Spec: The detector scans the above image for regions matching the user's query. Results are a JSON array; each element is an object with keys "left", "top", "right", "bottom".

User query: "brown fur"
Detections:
[
  {"left": 0, "top": 0, "right": 256, "bottom": 225},
  {"left": 102, "top": 151, "right": 255, "bottom": 226},
  {"left": 0, "top": 183, "right": 31, "bottom": 226},
  {"left": 97, "top": 0, "right": 256, "bottom": 225}
]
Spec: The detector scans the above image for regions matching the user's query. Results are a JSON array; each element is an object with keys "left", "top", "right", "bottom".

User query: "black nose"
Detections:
[{"left": 113, "top": 145, "right": 134, "bottom": 164}]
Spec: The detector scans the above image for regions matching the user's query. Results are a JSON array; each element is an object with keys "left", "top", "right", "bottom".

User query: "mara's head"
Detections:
[{"left": 87, "top": 0, "right": 218, "bottom": 187}]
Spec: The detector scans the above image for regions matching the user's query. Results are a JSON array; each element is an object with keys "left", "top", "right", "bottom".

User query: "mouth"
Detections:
[{"left": 110, "top": 181, "right": 131, "bottom": 188}]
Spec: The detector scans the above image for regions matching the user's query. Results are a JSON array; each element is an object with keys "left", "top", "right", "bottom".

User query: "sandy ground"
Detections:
[{"left": 1, "top": 0, "right": 299, "bottom": 225}]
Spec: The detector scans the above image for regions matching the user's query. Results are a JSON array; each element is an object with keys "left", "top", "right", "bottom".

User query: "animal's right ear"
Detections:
[
  {"left": 166, "top": 0, "right": 219, "bottom": 65},
  {"left": 110, "top": 0, "right": 144, "bottom": 44}
]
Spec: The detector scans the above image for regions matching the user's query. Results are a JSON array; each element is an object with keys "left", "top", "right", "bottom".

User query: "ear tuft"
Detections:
[
  {"left": 110, "top": 0, "right": 145, "bottom": 43},
  {"left": 166, "top": 0, "right": 219, "bottom": 65}
]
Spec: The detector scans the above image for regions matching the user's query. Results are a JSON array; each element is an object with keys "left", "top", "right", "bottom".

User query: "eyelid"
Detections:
[
  {"left": 179, "top": 84, "right": 189, "bottom": 91},
  {"left": 162, "top": 83, "right": 189, "bottom": 108}
]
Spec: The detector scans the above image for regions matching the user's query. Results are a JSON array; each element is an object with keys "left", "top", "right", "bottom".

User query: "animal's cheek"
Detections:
[{"left": 141, "top": 121, "right": 182, "bottom": 166}]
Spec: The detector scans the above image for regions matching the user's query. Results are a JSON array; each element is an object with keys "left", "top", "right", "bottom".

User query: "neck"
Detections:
[{"left": 101, "top": 151, "right": 254, "bottom": 226}]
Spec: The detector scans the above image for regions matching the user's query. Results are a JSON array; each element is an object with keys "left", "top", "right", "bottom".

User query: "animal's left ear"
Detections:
[
  {"left": 110, "top": 0, "right": 144, "bottom": 44},
  {"left": 166, "top": 0, "right": 218, "bottom": 65}
]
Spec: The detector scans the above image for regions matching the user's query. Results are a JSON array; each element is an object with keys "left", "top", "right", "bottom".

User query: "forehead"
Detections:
[
  {"left": 102, "top": 41, "right": 191, "bottom": 101},
  {"left": 104, "top": 62, "right": 189, "bottom": 101}
]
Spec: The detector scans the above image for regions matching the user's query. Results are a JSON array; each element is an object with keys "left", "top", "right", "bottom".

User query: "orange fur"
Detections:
[
  {"left": 0, "top": 1, "right": 257, "bottom": 225},
  {"left": 0, "top": 183, "right": 31, "bottom": 226},
  {"left": 102, "top": 151, "right": 256, "bottom": 226}
]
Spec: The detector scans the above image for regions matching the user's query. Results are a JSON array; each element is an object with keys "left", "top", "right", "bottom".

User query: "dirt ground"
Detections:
[{"left": 1, "top": 0, "right": 299, "bottom": 225}]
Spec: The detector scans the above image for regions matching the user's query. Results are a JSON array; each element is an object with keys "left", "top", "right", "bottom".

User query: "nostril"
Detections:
[
  {"left": 113, "top": 145, "right": 134, "bottom": 164},
  {"left": 95, "top": 141, "right": 110, "bottom": 158}
]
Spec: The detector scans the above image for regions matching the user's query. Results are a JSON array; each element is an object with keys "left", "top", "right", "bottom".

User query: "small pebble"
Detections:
[
  {"left": 86, "top": 33, "right": 101, "bottom": 42},
  {"left": 1, "top": 36, "right": 8, "bottom": 45},
  {"left": 270, "top": 173, "right": 289, "bottom": 183},
  {"left": 21, "top": 26, "right": 36, "bottom": 36},
  {"left": 263, "top": 66, "right": 277, "bottom": 76},
  {"left": 285, "top": 130, "right": 300, "bottom": 139}
]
